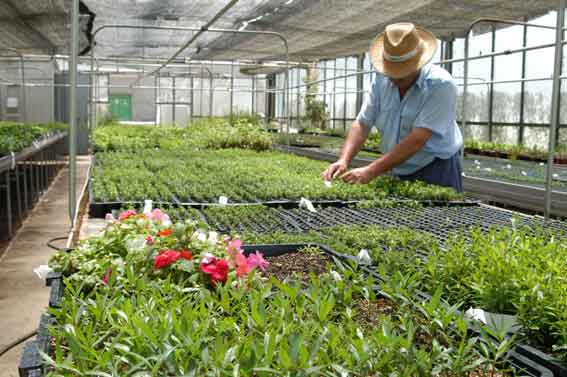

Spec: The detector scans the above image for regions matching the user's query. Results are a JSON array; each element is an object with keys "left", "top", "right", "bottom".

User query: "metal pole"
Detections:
[
  {"left": 19, "top": 55, "right": 27, "bottom": 123},
  {"left": 209, "top": 72, "right": 214, "bottom": 118},
  {"left": 68, "top": 0, "right": 79, "bottom": 221},
  {"left": 488, "top": 26, "right": 496, "bottom": 142},
  {"left": 90, "top": 48, "right": 96, "bottom": 129},
  {"left": 172, "top": 76, "right": 176, "bottom": 125},
  {"left": 518, "top": 20, "right": 528, "bottom": 145},
  {"left": 230, "top": 61, "right": 234, "bottom": 125},
  {"left": 544, "top": 0, "right": 566, "bottom": 221},
  {"left": 461, "top": 31, "right": 470, "bottom": 159}
]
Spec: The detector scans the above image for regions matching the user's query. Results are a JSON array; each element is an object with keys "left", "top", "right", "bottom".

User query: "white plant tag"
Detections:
[
  {"left": 465, "top": 308, "right": 521, "bottom": 334},
  {"left": 539, "top": 162, "right": 545, "bottom": 166},
  {"left": 143, "top": 199, "right": 153, "bottom": 214},
  {"left": 218, "top": 196, "right": 229, "bottom": 205},
  {"left": 10, "top": 152, "right": 16, "bottom": 170},
  {"left": 553, "top": 173, "right": 559, "bottom": 179},
  {"left": 521, "top": 171, "right": 527, "bottom": 176},
  {"left": 33, "top": 265, "right": 54, "bottom": 280},
  {"left": 474, "top": 160, "right": 480, "bottom": 165},
  {"left": 356, "top": 249, "right": 371, "bottom": 265},
  {"left": 506, "top": 164, "right": 512, "bottom": 169},
  {"left": 299, "top": 197, "right": 317, "bottom": 213}
]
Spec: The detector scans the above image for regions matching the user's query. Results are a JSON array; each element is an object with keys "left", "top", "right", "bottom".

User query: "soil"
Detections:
[
  {"left": 263, "top": 251, "right": 329, "bottom": 285},
  {"left": 354, "top": 297, "right": 394, "bottom": 328}
]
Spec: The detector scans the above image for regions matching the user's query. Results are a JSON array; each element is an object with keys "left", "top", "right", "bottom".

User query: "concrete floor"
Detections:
[{"left": 0, "top": 156, "right": 90, "bottom": 377}]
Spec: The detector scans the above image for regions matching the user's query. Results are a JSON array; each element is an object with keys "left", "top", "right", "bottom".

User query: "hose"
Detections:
[
  {"left": 47, "top": 236, "right": 74, "bottom": 253},
  {"left": 0, "top": 330, "right": 37, "bottom": 358}
]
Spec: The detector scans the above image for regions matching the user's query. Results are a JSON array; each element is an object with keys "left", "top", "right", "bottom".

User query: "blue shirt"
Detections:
[{"left": 356, "top": 64, "right": 463, "bottom": 175}]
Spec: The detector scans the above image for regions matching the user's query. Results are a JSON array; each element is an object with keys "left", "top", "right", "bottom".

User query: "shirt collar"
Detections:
[{"left": 414, "top": 65, "right": 430, "bottom": 89}]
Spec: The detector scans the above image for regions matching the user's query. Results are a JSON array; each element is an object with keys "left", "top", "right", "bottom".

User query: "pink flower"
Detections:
[
  {"left": 234, "top": 252, "right": 252, "bottom": 277},
  {"left": 200, "top": 258, "right": 229, "bottom": 285},
  {"left": 247, "top": 251, "right": 269, "bottom": 272},
  {"left": 145, "top": 235, "right": 154, "bottom": 245},
  {"left": 105, "top": 213, "right": 116, "bottom": 223},
  {"left": 154, "top": 250, "right": 180, "bottom": 269},
  {"left": 149, "top": 209, "right": 171, "bottom": 224},
  {"left": 119, "top": 209, "right": 137, "bottom": 221},
  {"left": 227, "top": 239, "right": 243, "bottom": 255},
  {"left": 101, "top": 268, "right": 112, "bottom": 285}
]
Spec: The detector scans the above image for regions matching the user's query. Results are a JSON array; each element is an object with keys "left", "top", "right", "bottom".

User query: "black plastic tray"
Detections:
[{"left": 19, "top": 238, "right": 567, "bottom": 377}]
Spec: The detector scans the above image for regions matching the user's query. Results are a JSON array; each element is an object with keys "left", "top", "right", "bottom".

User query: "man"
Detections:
[{"left": 322, "top": 22, "right": 463, "bottom": 192}]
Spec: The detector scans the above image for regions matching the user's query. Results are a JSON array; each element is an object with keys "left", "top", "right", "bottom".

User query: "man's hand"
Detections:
[
  {"left": 340, "top": 166, "right": 378, "bottom": 184},
  {"left": 322, "top": 160, "right": 348, "bottom": 181}
]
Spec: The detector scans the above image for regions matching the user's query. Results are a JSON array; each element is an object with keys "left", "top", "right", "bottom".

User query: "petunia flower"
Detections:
[
  {"left": 157, "top": 228, "right": 173, "bottom": 237},
  {"left": 105, "top": 213, "right": 117, "bottom": 223},
  {"left": 179, "top": 250, "right": 193, "bottom": 261},
  {"left": 145, "top": 235, "right": 154, "bottom": 246},
  {"left": 227, "top": 239, "right": 243, "bottom": 255},
  {"left": 247, "top": 251, "right": 269, "bottom": 272},
  {"left": 200, "top": 258, "right": 229, "bottom": 285},
  {"left": 234, "top": 252, "right": 252, "bottom": 277},
  {"left": 154, "top": 250, "right": 180, "bottom": 269},
  {"left": 118, "top": 209, "right": 137, "bottom": 221},
  {"left": 149, "top": 208, "right": 171, "bottom": 225}
]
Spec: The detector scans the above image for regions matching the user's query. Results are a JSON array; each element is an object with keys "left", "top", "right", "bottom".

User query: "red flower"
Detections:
[
  {"left": 157, "top": 228, "right": 173, "bottom": 237},
  {"left": 145, "top": 235, "right": 154, "bottom": 245},
  {"left": 200, "top": 257, "right": 229, "bottom": 285},
  {"left": 154, "top": 250, "right": 180, "bottom": 269},
  {"left": 118, "top": 209, "right": 137, "bottom": 221},
  {"left": 179, "top": 250, "right": 193, "bottom": 261}
]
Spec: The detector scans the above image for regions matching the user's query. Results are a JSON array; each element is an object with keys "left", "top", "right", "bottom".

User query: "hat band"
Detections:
[{"left": 383, "top": 42, "right": 421, "bottom": 63}]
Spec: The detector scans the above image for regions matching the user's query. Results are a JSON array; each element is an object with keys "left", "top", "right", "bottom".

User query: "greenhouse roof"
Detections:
[{"left": 0, "top": 0, "right": 560, "bottom": 61}]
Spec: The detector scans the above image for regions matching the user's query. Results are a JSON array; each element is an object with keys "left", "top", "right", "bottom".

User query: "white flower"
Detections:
[
  {"left": 324, "top": 180, "right": 332, "bottom": 188},
  {"left": 553, "top": 173, "right": 559, "bottom": 179},
  {"left": 357, "top": 249, "right": 371, "bottom": 265},
  {"left": 474, "top": 160, "right": 480, "bottom": 165},
  {"left": 506, "top": 164, "right": 512, "bottom": 169},
  {"left": 192, "top": 230, "right": 207, "bottom": 243},
  {"left": 105, "top": 213, "right": 116, "bottom": 223},
  {"left": 125, "top": 236, "right": 147, "bottom": 253},
  {"left": 330, "top": 270, "right": 342, "bottom": 282},
  {"left": 208, "top": 231, "right": 219, "bottom": 245}
]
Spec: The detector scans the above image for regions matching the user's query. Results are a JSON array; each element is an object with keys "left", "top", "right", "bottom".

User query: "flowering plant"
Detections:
[{"left": 50, "top": 208, "right": 268, "bottom": 290}]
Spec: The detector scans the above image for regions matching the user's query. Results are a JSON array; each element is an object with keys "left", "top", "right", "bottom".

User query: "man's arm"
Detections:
[
  {"left": 340, "top": 127, "right": 432, "bottom": 184},
  {"left": 322, "top": 120, "right": 370, "bottom": 181}
]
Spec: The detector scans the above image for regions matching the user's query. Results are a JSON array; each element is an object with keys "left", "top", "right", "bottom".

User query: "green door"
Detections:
[{"left": 109, "top": 95, "right": 132, "bottom": 121}]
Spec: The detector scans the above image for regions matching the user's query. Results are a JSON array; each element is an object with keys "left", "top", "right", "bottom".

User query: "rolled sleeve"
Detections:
[
  {"left": 414, "top": 81, "right": 457, "bottom": 137},
  {"left": 356, "top": 74, "right": 379, "bottom": 128}
]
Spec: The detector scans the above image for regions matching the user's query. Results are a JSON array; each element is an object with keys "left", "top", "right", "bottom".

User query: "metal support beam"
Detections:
[
  {"left": 518, "top": 20, "right": 528, "bottom": 145},
  {"left": 544, "top": 0, "right": 566, "bottom": 221},
  {"left": 488, "top": 26, "right": 496, "bottom": 142},
  {"left": 133, "top": 0, "right": 239, "bottom": 86},
  {"left": 68, "top": 0, "right": 79, "bottom": 221}
]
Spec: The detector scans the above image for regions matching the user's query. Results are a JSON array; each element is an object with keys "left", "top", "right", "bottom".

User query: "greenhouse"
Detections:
[{"left": 2, "top": 0, "right": 567, "bottom": 376}]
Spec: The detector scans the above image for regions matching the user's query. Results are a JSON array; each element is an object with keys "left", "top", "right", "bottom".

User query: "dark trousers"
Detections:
[{"left": 398, "top": 152, "right": 463, "bottom": 192}]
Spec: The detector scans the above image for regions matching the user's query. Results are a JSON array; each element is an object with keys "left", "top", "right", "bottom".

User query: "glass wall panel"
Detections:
[
  {"left": 492, "top": 83, "right": 521, "bottom": 123},
  {"left": 524, "top": 81, "right": 552, "bottom": 124}
]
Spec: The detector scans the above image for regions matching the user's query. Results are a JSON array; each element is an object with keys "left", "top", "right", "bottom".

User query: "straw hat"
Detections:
[{"left": 369, "top": 23, "right": 437, "bottom": 79}]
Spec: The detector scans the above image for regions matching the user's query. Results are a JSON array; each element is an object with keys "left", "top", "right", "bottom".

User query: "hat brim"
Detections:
[{"left": 369, "top": 27, "right": 437, "bottom": 79}]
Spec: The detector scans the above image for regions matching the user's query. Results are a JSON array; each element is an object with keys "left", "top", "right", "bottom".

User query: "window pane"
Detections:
[
  {"left": 524, "top": 80, "right": 552, "bottom": 124},
  {"left": 492, "top": 83, "right": 521, "bottom": 123}
]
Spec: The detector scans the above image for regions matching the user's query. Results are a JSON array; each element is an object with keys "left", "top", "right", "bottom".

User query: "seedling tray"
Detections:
[{"left": 20, "top": 240, "right": 566, "bottom": 377}]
